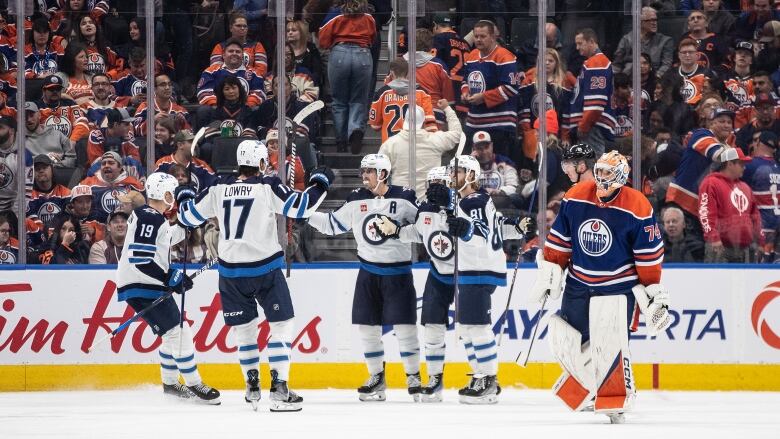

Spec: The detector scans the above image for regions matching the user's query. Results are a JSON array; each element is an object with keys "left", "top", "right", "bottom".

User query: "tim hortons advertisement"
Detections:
[{"left": 0, "top": 267, "right": 779, "bottom": 365}]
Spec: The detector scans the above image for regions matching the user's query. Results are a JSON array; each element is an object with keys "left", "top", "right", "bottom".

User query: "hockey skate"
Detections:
[
  {"left": 357, "top": 369, "right": 386, "bottom": 402},
  {"left": 420, "top": 373, "right": 443, "bottom": 403},
  {"left": 606, "top": 412, "right": 626, "bottom": 424},
  {"left": 245, "top": 369, "right": 261, "bottom": 411},
  {"left": 269, "top": 370, "right": 303, "bottom": 412},
  {"left": 162, "top": 383, "right": 193, "bottom": 401},
  {"left": 407, "top": 372, "right": 423, "bottom": 402},
  {"left": 458, "top": 374, "right": 477, "bottom": 396},
  {"left": 459, "top": 374, "right": 499, "bottom": 405},
  {"left": 187, "top": 383, "right": 221, "bottom": 405}
]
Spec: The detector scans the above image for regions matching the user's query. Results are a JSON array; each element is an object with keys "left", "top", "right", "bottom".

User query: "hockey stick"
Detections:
[
  {"left": 455, "top": 131, "right": 466, "bottom": 157},
  {"left": 189, "top": 127, "right": 208, "bottom": 157},
  {"left": 515, "top": 292, "right": 548, "bottom": 367},
  {"left": 293, "top": 100, "right": 324, "bottom": 126},
  {"left": 87, "top": 257, "right": 218, "bottom": 353},
  {"left": 452, "top": 156, "right": 460, "bottom": 323},
  {"left": 497, "top": 142, "right": 544, "bottom": 346},
  {"left": 178, "top": 230, "right": 190, "bottom": 356}
]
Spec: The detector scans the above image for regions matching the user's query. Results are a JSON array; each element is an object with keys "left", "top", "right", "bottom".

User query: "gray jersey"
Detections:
[
  {"left": 308, "top": 185, "right": 418, "bottom": 270},
  {"left": 178, "top": 174, "right": 326, "bottom": 278},
  {"left": 116, "top": 205, "right": 186, "bottom": 301}
]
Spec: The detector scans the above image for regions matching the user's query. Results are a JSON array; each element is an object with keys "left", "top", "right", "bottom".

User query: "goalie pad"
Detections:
[
  {"left": 548, "top": 314, "right": 595, "bottom": 411},
  {"left": 590, "top": 295, "right": 635, "bottom": 413},
  {"left": 631, "top": 284, "right": 673, "bottom": 337}
]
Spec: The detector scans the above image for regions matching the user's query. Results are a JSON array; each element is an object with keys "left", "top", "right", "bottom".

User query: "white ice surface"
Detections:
[{"left": 1, "top": 389, "right": 778, "bottom": 439}]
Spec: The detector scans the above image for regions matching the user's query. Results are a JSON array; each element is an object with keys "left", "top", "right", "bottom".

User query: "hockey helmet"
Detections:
[
  {"left": 426, "top": 166, "right": 451, "bottom": 186},
  {"left": 360, "top": 153, "right": 392, "bottom": 179},
  {"left": 562, "top": 143, "right": 596, "bottom": 161},
  {"left": 448, "top": 154, "right": 481, "bottom": 181},
  {"left": 236, "top": 139, "right": 268, "bottom": 168},
  {"left": 146, "top": 172, "right": 178, "bottom": 202},
  {"left": 594, "top": 150, "right": 630, "bottom": 192}
]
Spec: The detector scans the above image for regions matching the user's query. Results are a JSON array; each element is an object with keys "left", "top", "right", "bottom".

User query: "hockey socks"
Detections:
[
  {"left": 424, "top": 324, "right": 446, "bottom": 376},
  {"left": 358, "top": 325, "right": 385, "bottom": 375},
  {"left": 268, "top": 319, "right": 294, "bottom": 382},
  {"left": 233, "top": 319, "right": 261, "bottom": 385},
  {"left": 394, "top": 324, "right": 421, "bottom": 375},
  {"left": 161, "top": 324, "right": 202, "bottom": 386}
]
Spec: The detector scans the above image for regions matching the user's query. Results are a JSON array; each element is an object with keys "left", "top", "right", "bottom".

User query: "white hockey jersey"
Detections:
[
  {"left": 177, "top": 175, "right": 327, "bottom": 278},
  {"left": 399, "top": 201, "right": 455, "bottom": 281},
  {"left": 453, "top": 190, "right": 507, "bottom": 286},
  {"left": 308, "top": 185, "right": 418, "bottom": 273},
  {"left": 116, "top": 205, "right": 186, "bottom": 301}
]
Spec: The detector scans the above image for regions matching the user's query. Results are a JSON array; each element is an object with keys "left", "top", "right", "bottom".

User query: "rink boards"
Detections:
[{"left": 1, "top": 264, "right": 779, "bottom": 392}]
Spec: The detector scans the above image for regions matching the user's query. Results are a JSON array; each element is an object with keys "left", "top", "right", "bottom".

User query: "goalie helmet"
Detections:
[
  {"left": 360, "top": 153, "right": 392, "bottom": 179},
  {"left": 236, "top": 139, "right": 268, "bottom": 168},
  {"left": 426, "top": 166, "right": 451, "bottom": 186},
  {"left": 594, "top": 150, "right": 630, "bottom": 192},
  {"left": 146, "top": 172, "right": 178, "bottom": 201}
]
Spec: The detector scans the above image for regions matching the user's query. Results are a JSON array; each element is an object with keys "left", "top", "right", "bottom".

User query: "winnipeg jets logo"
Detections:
[
  {"left": 362, "top": 213, "right": 388, "bottom": 245},
  {"left": 427, "top": 230, "right": 454, "bottom": 261},
  {"left": 467, "top": 71, "right": 486, "bottom": 94},
  {"left": 577, "top": 219, "right": 612, "bottom": 256}
]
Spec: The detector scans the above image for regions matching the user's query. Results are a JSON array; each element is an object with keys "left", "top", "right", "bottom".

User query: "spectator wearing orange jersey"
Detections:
[
  {"left": 72, "top": 15, "right": 122, "bottom": 79},
  {"left": 369, "top": 58, "right": 436, "bottom": 148},
  {"left": 85, "top": 108, "right": 139, "bottom": 168},
  {"left": 62, "top": 184, "right": 105, "bottom": 245},
  {"left": 59, "top": 42, "right": 95, "bottom": 106},
  {"left": 36, "top": 75, "right": 90, "bottom": 145},
  {"left": 210, "top": 11, "right": 268, "bottom": 78},
  {"left": 79, "top": 151, "right": 144, "bottom": 223},
  {"left": 134, "top": 74, "right": 191, "bottom": 134}
]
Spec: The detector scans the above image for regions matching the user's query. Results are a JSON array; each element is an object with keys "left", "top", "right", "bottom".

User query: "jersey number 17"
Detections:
[{"left": 222, "top": 199, "right": 254, "bottom": 239}]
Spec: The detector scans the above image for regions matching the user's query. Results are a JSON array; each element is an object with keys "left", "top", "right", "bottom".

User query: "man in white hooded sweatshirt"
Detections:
[{"left": 378, "top": 100, "right": 462, "bottom": 199}]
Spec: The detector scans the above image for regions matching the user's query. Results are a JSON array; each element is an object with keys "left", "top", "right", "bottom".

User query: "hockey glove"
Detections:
[
  {"left": 515, "top": 216, "right": 537, "bottom": 241},
  {"left": 375, "top": 215, "right": 400, "bottom": 239},
  {"left": 631, "top": 284, "right": 672, "bottom": 336},
  {"left": 447, "top": 217, "right": 473, "bottom": 240},
  {"left": 166, "top": 269, "right": 194, "bottom": 294},
  {"left": 426, "top": 183, "right": 454, "bottom": 210},
  {"left": 529, "top": 250, "right": 563, "bottom": 303},
  {"left": 309, "top": 166, "right": 336, "bottom": 191},
  {"left": 174, "top": 185, "right": 197, "bottom": 204}
]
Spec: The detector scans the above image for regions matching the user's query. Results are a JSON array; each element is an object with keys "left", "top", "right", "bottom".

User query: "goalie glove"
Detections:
[
  {"left": 529, "top": 250, "right": 563, "bottom": 303},
  {"left": 631, "top": 283, "right": 672, "bottom": 337},
  {"left": 375, "top": 215, "right": 400, "bottom": 239}
]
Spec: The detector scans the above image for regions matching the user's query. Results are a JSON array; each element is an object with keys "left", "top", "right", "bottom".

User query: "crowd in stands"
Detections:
[{"left": 0, "top": 0, "right": 779, "bottom": 265}]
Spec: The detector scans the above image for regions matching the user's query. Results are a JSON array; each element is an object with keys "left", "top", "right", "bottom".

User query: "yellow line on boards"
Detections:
[{"left": 1, "top": 363, "right": 778, "bottom": 392}]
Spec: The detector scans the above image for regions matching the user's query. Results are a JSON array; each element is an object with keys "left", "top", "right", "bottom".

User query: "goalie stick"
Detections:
[{"left": 87, "top": 258, "right": 218, "bottom": 352}]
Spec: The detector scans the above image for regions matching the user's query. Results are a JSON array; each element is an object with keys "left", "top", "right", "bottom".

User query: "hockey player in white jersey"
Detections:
[
  {"left": 306, "top": 153, "right": 422, "bottom": 402},
  {"left": 374, "top": 166, "right": 537, "bottom": 402},
  {"left": 427, "top": 155, "right": 508, "bottom": 404},
  {"left": 116, "top": 172, "right": 221, "bottom": 404},
  {"left": 177, "top": 140, "right": 333, "bottom": 412}
]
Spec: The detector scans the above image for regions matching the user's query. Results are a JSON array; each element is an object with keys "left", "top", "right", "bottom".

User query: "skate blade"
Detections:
[
  {"left": 420, "top": 393, "right": 443, "bottom": 403},
  {"left": 459, "top": 394, "right": 498, "bottom": 405},
  {"left": 410, "top": 393, "right": 421, "bottom": 403},
  {"left": 194, "top": 397, "right": 222, "bottom": 406},
  {"left": 358, "top": 391, "right": 386, "bottom": 402},
  {"left": 607, "top": 413, "right": 625, "bottom": 424},
  {"left": 270, "top": 400, "right": 302, "bottom": 412}
]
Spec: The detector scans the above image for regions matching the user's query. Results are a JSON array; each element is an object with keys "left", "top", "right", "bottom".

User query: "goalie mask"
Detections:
[
  {"left": 448, "top": 155, "right": 480, "bottom": 192},
  {"left": 594, "top": 150, "right": 630, "bottom": 198}
]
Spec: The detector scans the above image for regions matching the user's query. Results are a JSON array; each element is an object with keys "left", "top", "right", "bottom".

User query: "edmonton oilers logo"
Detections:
[
  {"left": 427, "top": 230, "right": 454, "bottom": 261},
  {"left": 681, "top": 79, "right": 696, "bottom": 103},
  {"left": 101, "top": 188, "right": 127, "bottom": 214},
  {"left": 45, "top": 115, "right": 72, "bottom": 136},
  {"left": 467, "top": 71, "right": 486, "bottom": 94},
  {"left": 577, "top": 218, "right": 612, "bottom": 256},
  {"left": 86, "top": 52, "right": 106, "bottom": 75},
  {"left": 38, "top": 201, "right": 62, "bottom": 226},
  {"left": 0, "top": 249, "right": 16, "bottom": 264},
  {"left": 362, "top": 213, "right": 387, "bottom": 245},
  {"left": 131, "top": 79, "right": 147, "bottom": 96}
]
